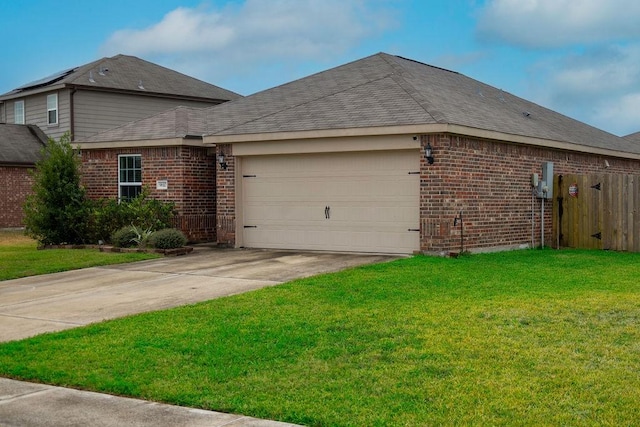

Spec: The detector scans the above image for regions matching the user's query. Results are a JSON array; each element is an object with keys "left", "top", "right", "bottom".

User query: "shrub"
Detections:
[
  {"left": 124, "top": 188, "right": 175, "bottom": 231},
  {"left": 86, "top": 198, "right": 124, "bottom": 244},
  {"left": 23, "top": 133, "right": 91, "bottom": 245},
  {"left": 111, "top": 226, "right": 140, "bottom": 248},
  {"left": 87, "top": 189, "right": 176, "bottom": 244},
  {"left": 147, "top": 228, "right": 187, "bottom": 249}
]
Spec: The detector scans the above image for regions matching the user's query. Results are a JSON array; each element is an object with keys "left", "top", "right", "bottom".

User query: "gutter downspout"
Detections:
[{"left": 69, "top": 88, "right": 76, "bottom": 141}]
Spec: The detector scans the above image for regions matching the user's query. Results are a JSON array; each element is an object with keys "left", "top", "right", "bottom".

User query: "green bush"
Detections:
[
  {"left": 87, "top": 188, "right": 176, "bottom": 244},
  {"left": 23, "top": 133, "right": 91, "bottom": 245},
  {"left": 22, "top": 133, "right": 177, "bottom": 246},
  {"left": 86, "top": 198, "right": 126, "bottom": 244},
  {"left": 111, "top": 226, "right": 139, "bottom": 248},
  {"left": 147, "top": 228, "right": 187, "bottom": 249},
  {"left": 124, "top": 189, "right": 175, "bottom": 231}
]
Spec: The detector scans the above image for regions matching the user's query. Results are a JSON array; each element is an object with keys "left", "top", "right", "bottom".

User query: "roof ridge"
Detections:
[
  {"left": 208, "top": 53, "right": 408, "bottom": 135},
  {"left": 378, "top": 54, "right": 441, "bottom": 123}
]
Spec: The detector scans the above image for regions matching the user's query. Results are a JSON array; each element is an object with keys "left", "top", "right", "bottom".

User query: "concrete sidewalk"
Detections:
[
  {"left": 0, "top": 378, "right": 301, "bottom": 427},
  {"left": 0, "top": 247, "right": 398, "bottom": 426}
]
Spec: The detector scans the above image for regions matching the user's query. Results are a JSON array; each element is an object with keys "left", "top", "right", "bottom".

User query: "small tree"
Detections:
[{"left": 23, "top": 133, "right": 90, "bottom": 244}]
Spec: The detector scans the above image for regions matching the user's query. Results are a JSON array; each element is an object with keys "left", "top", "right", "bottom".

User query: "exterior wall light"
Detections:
[
  {"left": 217, "top": 153, "right": 227, "bottom": 170},
  {"left": 425, "top": 142, "right": 434, "bottom": 165}
]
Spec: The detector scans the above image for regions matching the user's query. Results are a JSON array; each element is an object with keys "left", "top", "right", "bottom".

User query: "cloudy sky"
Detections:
[{"left": 1, "top": 0, "right": 639, "bottom": 136}]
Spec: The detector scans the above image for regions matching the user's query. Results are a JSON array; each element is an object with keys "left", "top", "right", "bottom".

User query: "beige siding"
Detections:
[
  {"left": 72, "top": 91, "right": 217, "bottom": 140},
  {"left": 4, "top": 100, "right": 18, "bottom": 124},
  {"left": 9, "top": 90, "right": 72, "bottom": 141}
]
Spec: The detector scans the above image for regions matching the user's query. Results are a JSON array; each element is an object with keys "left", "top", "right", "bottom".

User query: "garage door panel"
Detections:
[{"left": 241, "top": 150, "right": 419, "bottom": 254}]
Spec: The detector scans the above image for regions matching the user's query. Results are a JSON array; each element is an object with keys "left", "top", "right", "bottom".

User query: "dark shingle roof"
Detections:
[
  {"left": 1, "top": 55, "right": 241, "bottom": 102},
  {"left": 0, "top": 124, "right": 47, "bottom": 165},
  {"left": 79, "top": 53, "right": 640, "bottom": 156},
  {"left": 202, "top": 53, "right": 638, "bottom": 154},
  {"left": 625, "top": 131, "right": 640, "bottom": 144}
]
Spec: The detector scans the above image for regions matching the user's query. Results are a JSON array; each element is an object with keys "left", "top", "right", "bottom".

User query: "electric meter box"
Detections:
[{"left": 537, "top": 162, "right": 553, "bottom": 200}]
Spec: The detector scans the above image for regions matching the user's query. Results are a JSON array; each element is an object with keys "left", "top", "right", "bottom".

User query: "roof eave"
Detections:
[
  {"left": 66, "top": 84, "right": 232, "bottom": 103},
  {"left": 203, "top": 123, "right": 640, "bottom": 160},
  {"left": 0, "top": 160, "right": 38, "bottom": 167},
  {"left": 0, "top": 83, "right": 67, "bottom": 100},
  {"left": 75, "top": 136, "right": 204, "bottom": 150}
]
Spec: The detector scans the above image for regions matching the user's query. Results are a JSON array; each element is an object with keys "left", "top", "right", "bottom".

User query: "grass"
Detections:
[
  {"left": 0, "top": 229, "right": 160, "bottom": 281},
  {"left": 1, "top": 249, "right": 640, "bottom": 425}
]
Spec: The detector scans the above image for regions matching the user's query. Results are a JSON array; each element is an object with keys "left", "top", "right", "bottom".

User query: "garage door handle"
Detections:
[
  {"left": 408, "top": 228, "right": 419, "bottom": 232},
  {"left": 325, "top": 206, "right": 330, "bottom": 219}
]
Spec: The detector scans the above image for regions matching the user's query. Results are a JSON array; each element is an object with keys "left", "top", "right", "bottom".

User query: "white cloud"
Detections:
[
  {"left": 593, "top": 92, "right": 640, "bottom": 136},
  {"left": 101, "top": 1, "right": 395, "bottom": 75},
  {"left": 550, "top": 46, "right": 640, "bottom": 99},
  {"left": 99, "top": 0, "right": 396, "bottom": 94},
  {"left": 528, "top": 44, "right": 640, "bottom": 135},
  {"left": 104, "top": 7, "right": 235, "bottom": 54},
  {"left": 476, "top": 0, "right": 640, "bottom": 48}
]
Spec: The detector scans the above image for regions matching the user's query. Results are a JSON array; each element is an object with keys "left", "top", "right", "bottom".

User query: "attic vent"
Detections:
[
  {"left": 522, "top": 111, "right": 531, "bottom": 118},
  {"left": 99, "top": 67, "right": 108, "bottom": 76},
  {"left": 477, "top": 88, "right": 484, "bottom": 97},
  {"left": 89, "top": 71, "right": 95, "bottom": 83},
  {"left": 498, "top": 90, "right": 505, "bottom": 102},
  {"left": 138, "top": 80, "right": 145, "bottom": 90}
]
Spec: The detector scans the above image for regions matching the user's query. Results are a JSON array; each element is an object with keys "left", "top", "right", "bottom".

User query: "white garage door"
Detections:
[{"left": 241, "top": 150, "right": 420, "bottom": 254}]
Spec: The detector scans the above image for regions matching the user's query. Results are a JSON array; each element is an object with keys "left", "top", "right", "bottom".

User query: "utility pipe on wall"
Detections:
[
  {"left": 541, "top": 198, "right": 545, "bottom": 248},
  {"left": 541, "top": 186, "right": 548, "bottom": 248}
]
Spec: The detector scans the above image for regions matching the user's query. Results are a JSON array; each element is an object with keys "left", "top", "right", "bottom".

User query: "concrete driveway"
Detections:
[{"left": 0, "top": 247, "right": 398, "bottom": 342}]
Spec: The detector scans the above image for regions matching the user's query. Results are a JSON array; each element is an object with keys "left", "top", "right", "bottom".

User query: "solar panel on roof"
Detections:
[{"left": 14, "top": 67, "right": 77, "bottom": 91}]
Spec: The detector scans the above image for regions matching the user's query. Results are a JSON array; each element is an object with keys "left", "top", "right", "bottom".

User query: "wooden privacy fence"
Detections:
[{"left": 553, "top": 174, "right": 640, "bottom": 252}]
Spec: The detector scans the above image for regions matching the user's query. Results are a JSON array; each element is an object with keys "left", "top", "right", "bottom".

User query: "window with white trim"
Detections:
[
  {"left": 47, "top": 93, "right": 58, "bottom": 125},
  {"left": 14, "top": 100, "right": 25, "bottom": 124},
  {"left": 118, "top": 154, "right": 142, "bottom": 201}
]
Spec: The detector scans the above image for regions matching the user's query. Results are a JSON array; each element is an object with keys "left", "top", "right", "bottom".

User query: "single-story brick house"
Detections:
[
  {"left": 0, "top": 124, "right": 47, "bottom": 228},
  {"left": 78, "top": 53, "right": 640, "bottom": 254}
]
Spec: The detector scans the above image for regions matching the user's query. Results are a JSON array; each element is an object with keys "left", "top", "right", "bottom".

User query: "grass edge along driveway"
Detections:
[
  {"left": 1, "top": 249, "right": 640, "bottom": 426},
  {"left": 0, "top": 230, "right": 160, "bottom": 281}
]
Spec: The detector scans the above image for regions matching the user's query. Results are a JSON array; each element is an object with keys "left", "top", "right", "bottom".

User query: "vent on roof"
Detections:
[
  {"left": 138, "top": 80, "right": 145, "bottom": 90},
  {"left": 89, "top": 71, "right": 96, "bottom": 83},
  {"left": 99, "top": 67, "right": 108, "bottom": 76}
]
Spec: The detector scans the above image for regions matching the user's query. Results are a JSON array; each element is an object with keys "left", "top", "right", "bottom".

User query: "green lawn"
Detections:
[
  {"left": 1, "top": 249, "right": 639, "bottom": 425},
  {"left": 0, "top": 230, "right": 160, "bottom": 281}
]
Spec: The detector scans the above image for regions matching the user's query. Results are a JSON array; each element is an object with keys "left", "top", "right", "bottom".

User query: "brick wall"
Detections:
[
  {"left": 420, "top": 134, "right": 640, "bottom": 254},
  {"left": 215, "top": 144, "right": 235, "bottom": 246},
  {"left": 81, "top": 146, "right": 216, "bottom": 241},
  {"left": 0, "top": 166, "right": 34, "bottom": 228}
]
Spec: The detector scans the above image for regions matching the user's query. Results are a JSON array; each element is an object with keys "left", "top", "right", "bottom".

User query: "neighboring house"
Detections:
[
  {"left": 0, "top": 124, "right": 47, "bottom": 228},
  {"left": 626, "top": 131, "right": 640, "bottom": 144},
  {"left": 0, "top": 54, "right": 241, "bottom": 141},
  {"left": 78, "top": 53, "right": 640, "bottom": 254}
]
